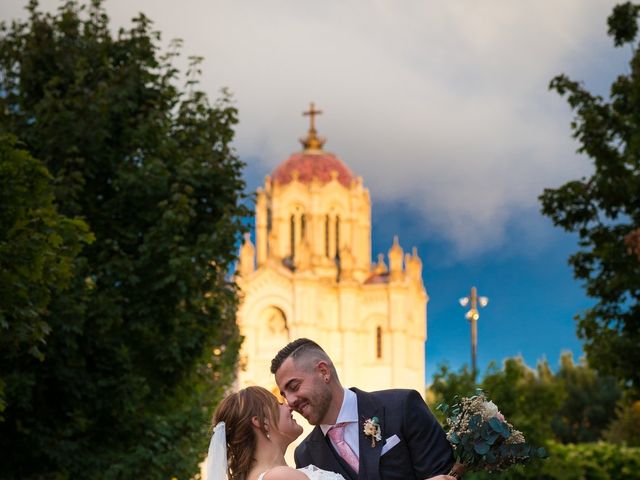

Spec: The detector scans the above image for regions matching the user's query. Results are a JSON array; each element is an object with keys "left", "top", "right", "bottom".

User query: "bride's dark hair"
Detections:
[{"left": 213, "top": 386, "right": 280, "bottom": 480}]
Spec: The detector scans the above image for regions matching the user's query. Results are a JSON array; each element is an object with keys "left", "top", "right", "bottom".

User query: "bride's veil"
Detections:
[{"left": 207, "top": 421, "right": 228, "bottom": 480}]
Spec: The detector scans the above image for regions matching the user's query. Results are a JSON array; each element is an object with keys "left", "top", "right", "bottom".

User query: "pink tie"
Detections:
[{"left": 327, "top": 423, "right": 359, "bottom": 473}]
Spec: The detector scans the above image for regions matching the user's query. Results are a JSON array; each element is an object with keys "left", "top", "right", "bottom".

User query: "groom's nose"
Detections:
[{"left": 285, "top": 393, "right": 299, "bottom": 409}]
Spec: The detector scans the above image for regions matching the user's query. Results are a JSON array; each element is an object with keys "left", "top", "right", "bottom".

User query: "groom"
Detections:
[{"left": 271, "top": 338, "right": 455, "bottom": 480}]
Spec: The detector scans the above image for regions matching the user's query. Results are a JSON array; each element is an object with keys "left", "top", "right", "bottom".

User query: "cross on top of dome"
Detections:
[{"left": 300, "top": 102, "right": 326, "bottom": 152}]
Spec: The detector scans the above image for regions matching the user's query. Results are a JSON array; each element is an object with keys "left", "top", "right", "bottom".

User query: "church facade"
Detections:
[{"left": 235, "top": 105, "right": 428, "bottom": 396}]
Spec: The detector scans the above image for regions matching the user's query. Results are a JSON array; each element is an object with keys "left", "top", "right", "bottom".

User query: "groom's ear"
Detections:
[{"left": 316, "top": 360, "right": 330, "bottom": 380}]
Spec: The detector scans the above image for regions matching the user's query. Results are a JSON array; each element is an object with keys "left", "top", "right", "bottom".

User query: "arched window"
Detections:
[
  {"left": 335, "top": 215, "right": 340, "bottom": 259},
  {"left": 376, "top": 326, "right": 382, "bottom": 359},
  {"left": 290, "top": 215, "right": 295, "bottom": 258},
  {"left": 266, "top": 208, "right": 272, "bottom": 255},
  {"left": 325, "top": 214, "right": 330, "bottom": 257},
  {"left": 301, "top": 214, "right": 307, "bottom": 240},
  {"left": 266, "top": 306, "right": 289, "bottom": 335}
]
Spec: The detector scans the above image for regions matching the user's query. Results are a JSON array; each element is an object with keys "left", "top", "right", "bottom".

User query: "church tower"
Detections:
[{"left": 236, "top": 104, "right": 428, "bottom": 396}]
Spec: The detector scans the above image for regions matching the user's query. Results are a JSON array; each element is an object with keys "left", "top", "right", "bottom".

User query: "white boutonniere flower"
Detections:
[{"left": 362, "top": 416, "right": 382, "bottom": 447}]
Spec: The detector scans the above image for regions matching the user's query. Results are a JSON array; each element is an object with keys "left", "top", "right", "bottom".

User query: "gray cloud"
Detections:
[{"left": 2, "top": 0, "right": 626, "bottom": 257}]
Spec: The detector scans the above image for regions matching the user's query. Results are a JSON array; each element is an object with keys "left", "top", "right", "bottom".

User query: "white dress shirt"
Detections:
[{"left": 320, "top": 388, "right": 360, "bottom": 458}]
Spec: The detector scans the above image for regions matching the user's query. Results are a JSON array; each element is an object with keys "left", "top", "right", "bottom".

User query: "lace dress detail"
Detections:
[
  {"left": 297, "top": 465, "right": 345, "bottom": 480},
  {"left": 257, "top": 466, "right": 344, "bottom": 480}
]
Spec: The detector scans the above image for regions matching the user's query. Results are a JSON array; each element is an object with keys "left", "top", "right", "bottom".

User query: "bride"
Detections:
[{"left": 208, "top": 386, "right": 344, "bottom": 480}]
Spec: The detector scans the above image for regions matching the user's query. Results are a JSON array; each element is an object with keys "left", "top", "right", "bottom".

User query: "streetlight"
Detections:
[{"left": 459, "top": 286, "right": 489, "bottom": 379}]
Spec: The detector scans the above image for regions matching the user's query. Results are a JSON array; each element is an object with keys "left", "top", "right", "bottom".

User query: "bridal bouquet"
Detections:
[{"left": 438, "top": 392, "right": 546, "bottom": 477}]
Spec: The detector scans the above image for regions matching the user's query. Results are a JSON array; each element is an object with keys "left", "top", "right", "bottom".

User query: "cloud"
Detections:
[{"left": 1, "top": 0, "right": 627, "bottom": 257}]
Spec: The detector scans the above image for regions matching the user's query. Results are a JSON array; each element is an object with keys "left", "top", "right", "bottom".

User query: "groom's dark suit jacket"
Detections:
[{"left": 294, "top": 388, "right": 454, "bottom": 480}]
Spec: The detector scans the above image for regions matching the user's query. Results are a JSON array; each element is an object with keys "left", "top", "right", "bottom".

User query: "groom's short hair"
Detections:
[{"left": 270, "top": 338, "right": 332, "bottom": 374}]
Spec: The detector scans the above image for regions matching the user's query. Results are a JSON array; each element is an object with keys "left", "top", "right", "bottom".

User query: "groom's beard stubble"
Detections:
[{"left": 299, "top": 383, "right": 332, "bottom": 425}]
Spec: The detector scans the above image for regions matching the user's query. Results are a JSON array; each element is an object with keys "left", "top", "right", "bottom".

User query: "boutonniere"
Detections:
[{"left": 362, "top": 416, "right": 382, "bottom": 447}]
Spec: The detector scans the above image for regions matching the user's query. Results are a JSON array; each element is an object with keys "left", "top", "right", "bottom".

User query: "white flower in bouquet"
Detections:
[{"left": 479, "top": 400, "right": 505, "bottom": 422}]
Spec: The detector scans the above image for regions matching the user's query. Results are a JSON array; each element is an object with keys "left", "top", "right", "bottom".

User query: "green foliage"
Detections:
[
  {"left": 430, "top": 354, "right": 622, "bottom": 446},
  {"left": 608, "top": 2, "right": 640, "bottom": 46},
  {"left": 604, "top": 398, "right": 640, "bottom": 446},
  {"left": 0, "top": 134, "right": 93, "bottom": 416},
  {"left": 552, "top": 352, "right": 621, "bottom": 443},
  {"left": 463, "top": 441, "right": 640, "bottom": 480},
  {"left": 540, "top": 2, "right": 640, "bottom": 396},
  {"left": 432, "top": 359, "right": 638, "bottom": 477},
  {"left": 0, "top": 1, "right": 250, "bottom": 478}
]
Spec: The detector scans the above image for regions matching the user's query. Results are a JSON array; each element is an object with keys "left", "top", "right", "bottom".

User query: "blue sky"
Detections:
[{"left": 2, "top": 0, "right": 631, "bottom": 383}]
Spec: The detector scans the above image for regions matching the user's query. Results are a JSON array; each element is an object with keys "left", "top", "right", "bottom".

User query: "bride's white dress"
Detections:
[
  {"left": 257, "top": 465, "right": 345, "bottom": 480},
  {"left": 297, "top": 465, "right": 344, "bottom": 480}
]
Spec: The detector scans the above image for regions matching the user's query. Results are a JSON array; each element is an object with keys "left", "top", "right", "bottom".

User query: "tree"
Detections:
[
  {"left": 0, "top": 1, "right": 250, "bottom": 478},
  {"left": 551, "top": 352, "right": 621, "bottom": 443},
  {"left": 605, "top": 397, "right": 640, "bottom": 446},
  {"left": 0, "top": 134, "right": 92, "bottom": 417},
  {"left": 539, "top": 2, "right": 640, "bottom": 396}
]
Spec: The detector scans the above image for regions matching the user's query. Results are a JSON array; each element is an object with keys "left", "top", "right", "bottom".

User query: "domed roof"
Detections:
[
  {"left": 271, "top": 152, "right": 355, "bottom": 188},
  {"left": 272, "top": 102, "right": 356, "bottom": 188}
]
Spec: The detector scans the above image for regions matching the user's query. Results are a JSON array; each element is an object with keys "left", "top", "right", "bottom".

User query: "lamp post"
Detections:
[{"left": 459, "top": 286, "right": 489, "bottom": 379}]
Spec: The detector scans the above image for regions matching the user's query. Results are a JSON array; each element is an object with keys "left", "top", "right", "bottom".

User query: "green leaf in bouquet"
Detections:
[
  {"left": 449, "top": 432, "right": 460, "bottom": 444},
  {"left": 488, "top": 417, "right": 510, "bottom": 438},
  {"left": 488, "top": 417, "right": 501, "bottom": 432},
  {"left": 480, "top": 422, "right": 491, "bottom": 439},
  {"left": 469, "top": 414, "right": 482, "bottom": 429},
  {"left": 514, "top": 444, "right": 528, "bottom": 457},
  {"left": 437, "top": 402, "right": 449, "bottom": 414},
  {"left": 536, "top": 447, "right": 548, "bottom": 458},
  {"left": 501, "top": 444, "right": 515, "bottom": 457},
  {"left": 474, "top": 441, "right": 490, "bottom": 455},
  {"left": 485, "top": 432, "right": 500, "bottom": 445},
  {"left": 462, "top": 450, "right": 475, "bottom": 465}
]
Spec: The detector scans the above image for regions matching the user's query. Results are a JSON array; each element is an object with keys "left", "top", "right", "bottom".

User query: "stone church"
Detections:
[{"left": 235, "top": 104, "right": 428, "bottom": 397}]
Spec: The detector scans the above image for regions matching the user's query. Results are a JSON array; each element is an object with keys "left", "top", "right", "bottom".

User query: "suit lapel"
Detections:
[{"left": 352, "top": 388, "right": 383, "bottom": 480}]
